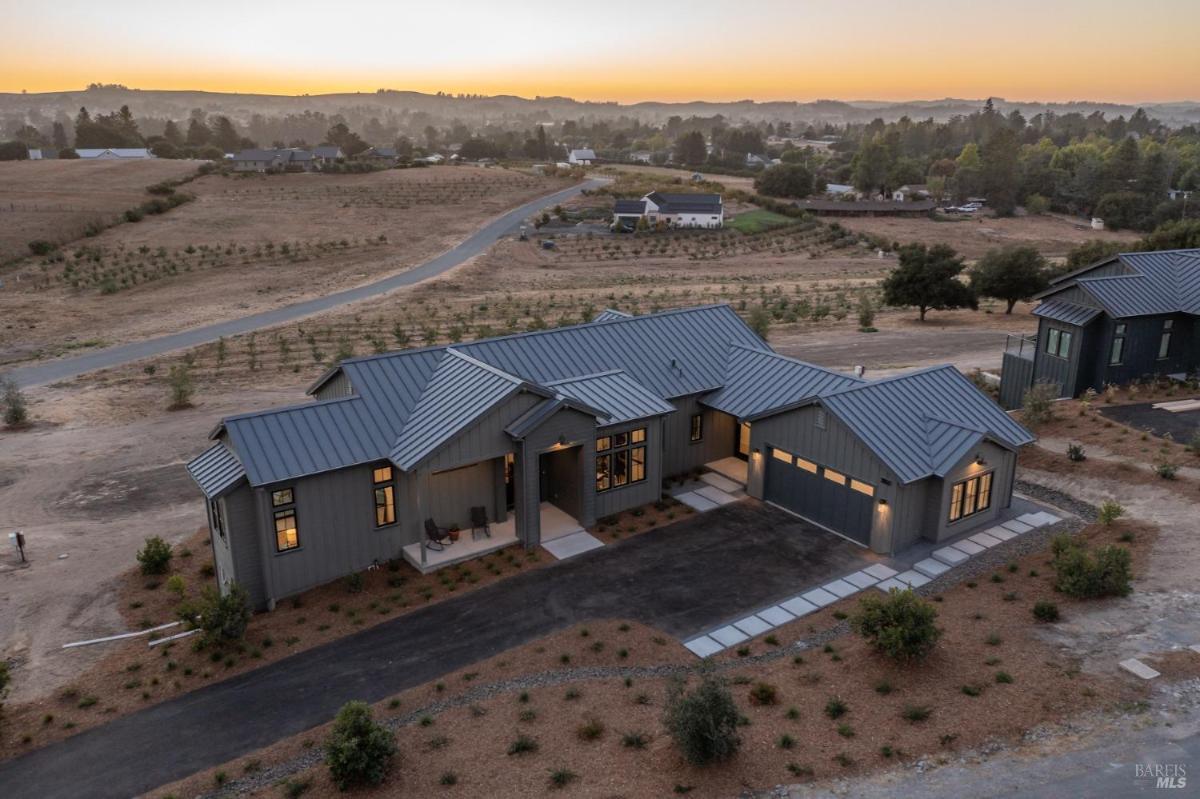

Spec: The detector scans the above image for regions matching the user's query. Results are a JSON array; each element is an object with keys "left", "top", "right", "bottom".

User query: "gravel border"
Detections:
[{"left": 195, "top": 485, "right": 1097, "bottom": 798}]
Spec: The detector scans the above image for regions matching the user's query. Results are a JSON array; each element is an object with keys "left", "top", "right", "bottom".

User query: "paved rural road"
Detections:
[
  {"left": 5, "top": 178, "right": 605, "bottom": 389},
  {"left": 0, "top": 503, "right": 867, "bottom": 799}
]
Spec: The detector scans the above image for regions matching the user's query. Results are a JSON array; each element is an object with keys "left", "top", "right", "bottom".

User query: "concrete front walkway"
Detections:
[{"left": 0, "top": 500, "right": 867, "bottom": 799}]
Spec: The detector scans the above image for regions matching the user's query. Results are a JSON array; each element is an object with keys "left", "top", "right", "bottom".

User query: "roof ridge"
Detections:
[
  {"left": 218, "top": 393, "right": 364, "bottom": 427},
  {"left": 546, "top": 369, "right": 626, "bottom": 385},
  {"left": 443, "top": 347, "right": 527, "bottom": 385},
  {"left": 726, "top": 342, "right": 859, "bottom": 378},
  {"left": 820, "top": 363, "right": 957, "bottom": 397}
]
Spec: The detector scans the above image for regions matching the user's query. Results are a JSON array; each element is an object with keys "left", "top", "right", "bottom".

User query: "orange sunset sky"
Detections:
[{"left": 3, "top": 0, "right": 1198, "bottom": 102}]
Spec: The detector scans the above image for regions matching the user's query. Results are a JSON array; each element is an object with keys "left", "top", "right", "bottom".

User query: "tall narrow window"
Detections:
[
  {"left": 595, "top": 454, "right": 610, "bottom": 492},
  {"left": 210, "top": 499, "right": 225, "bottom": 539},
  {"left": 372, "top": 465, "right": 396, "bottom": 527},
  {"left": 612, "top": 450, "right": 629, "bottom": 487},
  {"left": 689, "top": 413, "right": 703, "bottom": 442},
  {"left": 1045, "top": 328, "right": 1061, "bottom": 356},
  {"left": 631, "top": 446, "right": 646, "bottom": 482},
  {"left": 1158, "top": 320, "right": 1174, "bottom": 360},
  {"left": 271, "top": 488, "right": 299, "bottom": 552},
  {"left": 1057, "top": 330, "right": 1073, "bottom": 358},
  {"left": 1110, "top": 323, "right": 1127, "bottom": 365}
]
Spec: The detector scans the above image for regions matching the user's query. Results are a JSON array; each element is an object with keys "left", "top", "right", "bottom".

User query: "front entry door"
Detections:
[{"left": 736, "top": 422, "right": 751, "bottom": 460}]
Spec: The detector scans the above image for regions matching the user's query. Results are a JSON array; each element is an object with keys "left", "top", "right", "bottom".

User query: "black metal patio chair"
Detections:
[
  {"left": 424, "top": 518, "right": 452, "bottom": 551},
  {"left": 470, "top": 506, "right": 491, "bottom": 540}
]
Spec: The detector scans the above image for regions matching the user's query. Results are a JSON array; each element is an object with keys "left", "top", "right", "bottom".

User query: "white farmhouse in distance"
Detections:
[
  {"left": 74, "top": 148, "right": 156, "bottom": 159},
  {"left": 612, "top": 191, "right": 724, "bottom": 230},
  {"left": 568, "top": 148, "right": 596, "bottom": 165}
]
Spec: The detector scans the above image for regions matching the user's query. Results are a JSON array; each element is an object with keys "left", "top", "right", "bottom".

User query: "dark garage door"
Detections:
[{"left": 765, "top": 447, "right": 874, "bottom": 546}]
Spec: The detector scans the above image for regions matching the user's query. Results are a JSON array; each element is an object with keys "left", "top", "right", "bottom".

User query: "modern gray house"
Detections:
[
  {"left": 999, "top": 248, "right": 1200, "bottom": 408},
  {"left": 188, "top": 305, "right": 1033, "bottom": 610}
]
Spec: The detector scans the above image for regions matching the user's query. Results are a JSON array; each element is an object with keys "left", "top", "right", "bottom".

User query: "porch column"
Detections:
[{"left": 415, "top": 467, "right": 430, "bottom": 566}]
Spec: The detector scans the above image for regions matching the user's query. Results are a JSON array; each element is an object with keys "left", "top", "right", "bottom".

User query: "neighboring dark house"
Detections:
[
  {"left": 999, "top": 249, "right": 1200, "bottom": 409},
  {"left": 230, "top": 148, "right": 316, "bottom": 173},
  {"left": 357, "top": 146, "right": 399, "bottom": 164},
  {"left": 312, "top": 145, "right": 344, "bottom": 165},
  {"left": 188, "top": 305, "right": 1032, "bottom": 610}
]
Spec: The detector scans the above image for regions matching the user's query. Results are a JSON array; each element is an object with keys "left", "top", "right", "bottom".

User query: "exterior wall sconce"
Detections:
[
  {"left": 557, "top": 434, "right": 567, "bottom": 446},
  {"left": 877, "top": 498, "right": 888, "bottom": 507},
  {"left": 974, "top": 454, "right": 986, "bottom": 466}
]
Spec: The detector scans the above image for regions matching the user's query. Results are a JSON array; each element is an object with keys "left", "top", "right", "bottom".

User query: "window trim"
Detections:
[
  {"left": 689, "top": 413, "right": 703, "bottom": 443},
  {"left": 948, "top": 472, "right": 993, "bottom": 523},
  {"left": 210, "top": 498, "right": 225, "bottom": 539},
  {"left": 1158, "top": 320, "right": 1173, "bottom": 360},
  {"left": 1045, "top": 327, "right": 1072, "bottom": 359},
  {"left": 595, "top": 427, "right": 648, "bottom": 493}
]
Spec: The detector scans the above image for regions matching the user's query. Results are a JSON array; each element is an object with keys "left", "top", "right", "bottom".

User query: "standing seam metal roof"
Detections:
[
  {"left": 1044, "top": 249, "right": 1200, "bottom": 318},
  {"left": 547, "top": 370, "right": 676, "bottom": 427},
  {"left": 702, "top": 345, "right": 864, "bottom": 420},
  {"left": 186, "top": 443, "right": 247, "bottom": 498},
  {"left": 818, "top": 365, "right": 1035, "bottom": 484},
  {"left": 1032, "top": 298, "right": 1103, "bottom": 326}
]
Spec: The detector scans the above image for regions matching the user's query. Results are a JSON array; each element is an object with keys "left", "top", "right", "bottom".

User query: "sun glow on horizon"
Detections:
[{"left": 3, "top": 0, "right": 1198, "bottom": 104}]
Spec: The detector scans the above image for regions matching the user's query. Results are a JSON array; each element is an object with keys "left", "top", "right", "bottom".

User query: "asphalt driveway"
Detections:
[
  {"left": 1099, "top": 402, "right": 1200, "bottom": 444},
  {"left": 0, "top": 500, "right": 869, "bottom": 798}
]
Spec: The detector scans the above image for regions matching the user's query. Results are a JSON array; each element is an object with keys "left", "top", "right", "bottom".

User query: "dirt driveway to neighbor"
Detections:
[{"left": 0, "top": 501, "right": 871, "bottom": 799}]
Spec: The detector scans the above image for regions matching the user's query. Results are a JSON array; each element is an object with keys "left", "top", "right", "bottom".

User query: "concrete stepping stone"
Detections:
[
  {"left": 1000, "top": 519, "right": 1033, "bottom": 534},
  {"left": 875, "top": 577, "right": 908, "bottom": 593},
  {"left": 863, "top": 563, "right": 899, "bottom": 580},
  {"left": 822, "top": 579, "right": 859, "bottom": 598},
  {"left": 757, "top": 606, "right": 796, "bottom": 627},
  {"left": 695, "top": 484, "right": 739, "bottom": 506},
  {"left": 699, "top": 472, "right": 741, "bottom": 493},
  {"left": 932, "top": 546, "right": 970, "bottom": 566},
  {"left": 800, "top": 587, "right": 839, "bottom": 607},
  {"left": 683, "top": 636, "right": 724, "bottom": 658},
  {"left": 1119, "top": 658, "right": 1161, "bottom": 680},
  {"left": 674, "top": 491, "right": 720, "bottom": 512},
  {"left": 542, "top": 531, "right": 604, "bottom": 560},
  {"left": 1017, "top": 512, "right": 1046, "bottom": 527},
  {"left": 987, "top": 525, "right": 1018, "bottom": 541},
  {"left": 950, "top": 539, "right": 986, "bottom": 556},
  {"left": 968, "top": 531, "right": 1003, "bottom": 548},
  {"left": 733, "top": 614, "right": 772, "bottom": 637},
  {"left": 1189, "top": 644, "right": 1200, "bottom": 656},
  {"left": 1034, "top": 511, "right": 1062, "bottom": 526},
  {"left": 913, "top": 558, "right": 951, "bottom": 578},
  {"left": 781, "top": 596, "right": 819, "bottom": 617},
  {"left": 843, "top": 570, "right": 879, "bottom": 589},
  {"left": 710, "top": 625, "right": 749, "bottom": 647},
  {"left": 895, "top": 570, "right": 931, "bottom": 587}
]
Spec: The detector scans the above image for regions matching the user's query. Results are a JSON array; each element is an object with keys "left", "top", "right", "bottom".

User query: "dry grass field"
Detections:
[
  {"left": 0, "top": 165, "right": 569, "bottom": 367},
  {"left": 0, "top": 159, "right": 202, "bottom": 262}
]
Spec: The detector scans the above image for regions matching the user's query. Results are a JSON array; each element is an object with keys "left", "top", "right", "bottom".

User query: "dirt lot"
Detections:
[
  {"left": 837, "top": 212, "right": 1139, "bottom": 260},
  {"left": 0, "top": 159, "right": 201, "bottom": 262},
  {"left": 0, "top": 165, "right": 569, "bottom": 367},
  {"left": 600, "top": 163, "right": 759, "bottom": 193},
  {"left": 149, "top": 516, "right": 1153, "bottom": 799}
]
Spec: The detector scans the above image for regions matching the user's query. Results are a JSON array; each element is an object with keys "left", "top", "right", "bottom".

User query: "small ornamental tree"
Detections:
[
  {"left": 850, "top": 589, "right": 942, "bottom": 662},
  {"left": 179, "top": 584, "right": 251, "bottom": 645},
  {"left": 136, "top": 536, "right": 173, "bottom": 575},
  {"left": 663, "top": 672, "right": 741, "bottom": 766},
  {"left": 326, "top": 701, "right": 397, "bottom": 789},
  {"left": 969, "top": 245, "right": 1050, "bottom": 314},
  {"left": 2, "top": 377, "right": 29, "bottom": 427},
  {"left": 166, "top": 364, "right": 194, "bottom": 410},
  {"left": 881, "top": 243, "right": 977, "bottom": 321}
]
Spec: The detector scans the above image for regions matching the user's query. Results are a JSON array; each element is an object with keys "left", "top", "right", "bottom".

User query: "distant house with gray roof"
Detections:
[
  {"left": 230, "top": 148, "right": 316, "bottom": 172},
  {"left": 613, "top": 191, "right": 724, "bottom": 230},
  {"left": 74, "top": 148, "right": 155, "bottom": 160},
  {"left": 188, "top": 305, "right": 1032, "bottom": 610},
  {"left": 999, "top": 248, "right": 1200, "bottom": 408}
]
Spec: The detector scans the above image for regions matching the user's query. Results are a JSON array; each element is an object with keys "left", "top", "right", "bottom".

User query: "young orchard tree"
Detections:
[
  {"left": 969, "top": 245, "right": 1050, "bottom": 313},
  {"left": 881, "top": 243, "right": 977, "bottom": 321}
]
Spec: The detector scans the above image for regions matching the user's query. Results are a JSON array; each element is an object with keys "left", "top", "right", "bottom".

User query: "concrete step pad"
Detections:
[
  {"left": 695, "top": 484, "right": 739, "bottom": 506},
  {"left": 968, "top": 531, "right": 1004, "bottom": 548},
  {"left": 674, "top": 490, "right": 720, "bottom": 513},
  {"left": 950, "top": 539, "right": 986, "bottom": 557},
  {"left": 699, "top": 471, "right": 742, "bottom": 493},
  {"left": 863, "top": 563, "right": 899, "bottom": 580},
  {"left": 843, "top": 570, "right": 880, "bottom": 589},
  {"left": 932, "top": 546, "right": 970, "bottom": 566},
  {"left": 732, "top": 614, "right": 772, "bottom": 637},
  {"left": 757, "top": 605, "right": 797, "bottom": 627},
  {"left": 913, "top": 558, "right": 951, "bottom": 579},
  {"left": 683, "top": 636, "right": 724, "bottom": 658},
  {"left": 1119, "top": 658, "right": 1161, "bottom": 680},
  {"left": 709, "top": 625, "right": 749, "bottom": 647},
  {"left": 875, "top": 577, "right": 908, "bottom": 593},
  {"left": 894, "top": 570, "right": 931, "bottom": 588},
  {"left": 800, "top": 587, "right": 839, "bottom": 607},
  {"left": 986, "top": 525, "right": 1019, "bottom": 541},
  {"left": 781, "top": 596, "right": 819, "bottom": 617},
  {"left": 822, "top": 578, "right": 859, "bottom": 598},
  {"left": 542, "top": 531, "right": 604, "bottom": 560},
  {"left": 1000, "top": 519, "right": 1033, "bottom": 534}
]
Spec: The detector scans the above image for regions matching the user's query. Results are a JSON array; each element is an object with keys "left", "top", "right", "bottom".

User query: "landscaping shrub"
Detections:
[
  {"left": 1051, "top": 536, "right": 1133, "bottom": 599},
  {"left": 179, "top": 584, "right": 251, "bottom": 645},
  {"left": 1032, "top": 601, "right": 1061, "bottom": 622},
  {"left": 824, "top": 696, "right": 848, "bottom": 719},
  {"left": 901, "top": 705, "right": 932, "bottom": 723},
  {"left": 1022, "top": 382, "right": 1057, "bottom": 426},
  {"left": 136, "top": 536, "right": 173, "bottom": 575},
  {"left": 747, "top": 682, "right": 778, "bottom": 705},
  {"left": 325, "top": 701, "right": 396, "bottom": 789},
  {"left": 850, "top": 589, "right": 941, "bottom": 662},
  {"left": 28, "top": 239, "right": 56, "bottom": 256},
  {"left": 1, "top": 377, "right": 29, "bottom": 427},
  {"left": 1098, "top": 501, "right": 1125, "bottom": 526},
  {"left": 1067, "top": 442, "right": 1086, "bottom": 462},
  {"left": 663, "top": 673, "right": 741, "bottom": 766}
]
